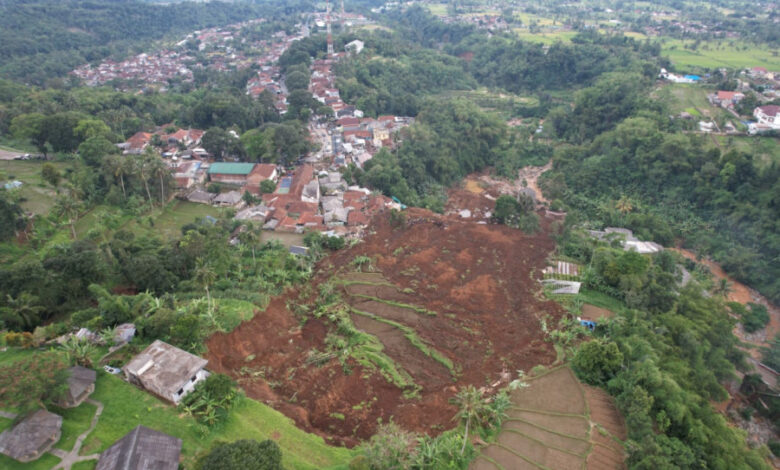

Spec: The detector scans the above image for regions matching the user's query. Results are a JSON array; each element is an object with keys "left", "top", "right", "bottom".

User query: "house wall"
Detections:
[
  {"left": 170, "top": 369, "right": 210, "bottom": 404},
  {"left": 210, "top": 174, "right": 249, "bottom": 184}
]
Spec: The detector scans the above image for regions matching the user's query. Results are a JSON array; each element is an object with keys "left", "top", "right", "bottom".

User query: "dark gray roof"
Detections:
[
  {"left": 65, "top": 366, "right": 96, "bottom": 401},
  {"left": 0, "top": 409, "right": 62, "bottom": 461},
  {"left": 96, "top": 425, "right": 181, "bottom": 470}
]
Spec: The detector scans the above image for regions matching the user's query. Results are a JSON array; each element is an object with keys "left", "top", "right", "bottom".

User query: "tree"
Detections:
[
  {"left": 0, "top": 191, "right": 25, "bottom": 241},
  {"left": 361, "top": 422, "right": 417, "bottom": 469},
  {"left": 493, "top": 195, "right": 519, "bottom": 224},
  {"left": 198, "top": 439, "right": 282, "bottom": 470},
  {"left": 194, "top": 260, "right": 217, "bottom": 311},
  {"left": 0, "top": 352, "right": 69, "bottom": 412},
  {"left": 572, "top": 339, "right": 623, "bottom": 385},
  {"left": 241, "top": 128, "right": 271, "bottom": 163},
  {"left": 285, "top": 70, "right": 310, "bottom": 91},
  {"left": 260, "top": 179, "right": 277, "bottom": 194},
  {"left": 78, "top": 135, "right": 117, "bottom": 167},
  {"left": 452, "top": 385, "right": 490, "bottom": 455},
  {"left": 41, "top": 163, "right": 61, "bottom": 188},
  {"left": 202, "top": 127, "right": 230, "bottom": 160},
  {"left": 1, "top": 292, "right": 44, "bottom": 331},
  {"left": 54, "top": 193, "right": 83, "bottom": 239}
]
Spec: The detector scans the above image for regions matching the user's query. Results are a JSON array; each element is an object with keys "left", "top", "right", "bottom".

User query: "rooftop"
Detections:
[
  {"left": 124, "top": 340, "right": 208, "bottom": 401},
  {"left": 208, "top": 162, "right": 256, "bottom": 175},
  {"left": 95, "top": 425, "right": 182, "bottom": 470},
  {"left": 0, "top": 409, "right": 62, "bottom": 462}
]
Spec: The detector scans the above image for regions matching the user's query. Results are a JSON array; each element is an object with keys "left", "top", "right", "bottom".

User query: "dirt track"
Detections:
[{"left": 206, "top": 208, "right": 564, "bottom": 446}]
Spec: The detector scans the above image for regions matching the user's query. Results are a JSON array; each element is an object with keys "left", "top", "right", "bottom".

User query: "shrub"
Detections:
[
  {"left": 572, "top": 339, "right": 623, "bottom": 385},
  {"left": 4, "top": 331, "right": 33, "bottom": 348},
  {"left": 198, "top": 439, "right": 282, "bottom": 470},
  {"left": 769, "top": 441, "right": 780, "bottom": 457},
  {"left": 742, "top": 303, "right": 769, "bottom": 333}
]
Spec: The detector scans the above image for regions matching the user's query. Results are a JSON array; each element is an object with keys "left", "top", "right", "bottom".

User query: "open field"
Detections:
[
  {"left": 207, "top": 208, "right": 564, "bottom": 446},
  {"left": 717, "top": 135, "right": 780, "bottom": 169},
  {"left": 0, "top": 160, "right": 71, "bottom": 214},
  {"left": 471, "top": 366, "right": 626, "bottom": 470},
  {"left": 661, "top": 39, "right": 780, "bottom": 70}
]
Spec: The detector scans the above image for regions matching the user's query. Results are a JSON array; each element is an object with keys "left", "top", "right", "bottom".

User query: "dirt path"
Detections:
[
  {"left": 51, "top": 399, "right": 103, "bottom": 470},
  {"left": 517, "top": 161, "right": 552, "bottom": 204},
  {"left": 671, "top": 248, "right": 780, "bottom": 355}
]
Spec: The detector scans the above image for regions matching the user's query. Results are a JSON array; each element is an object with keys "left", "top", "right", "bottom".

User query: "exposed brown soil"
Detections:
[
  {"left": 581, "top": 304, "right": 614, "bottom": 321},
  {"left": 206, "top": 208, "right": 564, "bottom": 447}
]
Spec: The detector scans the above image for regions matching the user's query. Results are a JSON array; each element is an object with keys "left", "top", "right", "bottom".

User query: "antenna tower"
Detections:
[{"left": 326, "top": 0, "right": 334, "bottom": 57}]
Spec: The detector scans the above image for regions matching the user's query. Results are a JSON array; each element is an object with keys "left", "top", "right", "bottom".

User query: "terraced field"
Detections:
[{"left": 471, "top": 367, "right": 626, "bottom": 470}]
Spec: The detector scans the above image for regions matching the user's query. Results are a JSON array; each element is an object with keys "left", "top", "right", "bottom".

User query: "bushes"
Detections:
[
  {"left": 572, "top": 339, "right": 623, "bottom": 386},
  {"left": 198, "top": 439, "right": 282, "bottom": 470},
  {"left": 179, "top": 373, "right": 240, "bottom": 428}
]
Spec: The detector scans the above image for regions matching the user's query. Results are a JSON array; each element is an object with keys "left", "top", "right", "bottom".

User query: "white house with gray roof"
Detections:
[{"left": 123, "top": 340, "right": 209, "bottom": 404}]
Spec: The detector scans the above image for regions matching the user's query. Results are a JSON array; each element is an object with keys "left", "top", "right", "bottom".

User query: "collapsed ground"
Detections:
[{"left": 207, "top": 207, "right": 565, "bottom": 446}]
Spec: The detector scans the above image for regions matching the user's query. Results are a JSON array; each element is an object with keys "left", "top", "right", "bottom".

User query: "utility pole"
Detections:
[{"left": 340, "top": 0, "right": 345, "bottom": 30}]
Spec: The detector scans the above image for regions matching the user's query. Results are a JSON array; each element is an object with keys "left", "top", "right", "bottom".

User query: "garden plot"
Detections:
[{"left": 473, "top": 366, "right": 627, "bottom": 470}]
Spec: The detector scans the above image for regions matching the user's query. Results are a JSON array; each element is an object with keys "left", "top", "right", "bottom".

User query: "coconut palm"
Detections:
[
  {"left": 452, "top": 385, "right": 490, "bottom": 455},
  {"left": 150, "top": 156, "right": 170, "bottom": 207},
  {"left": 54, "top": 194, "right": 83, "bottom": 239},
  {"left": 194, "top": 260, "right": 217, "bottom": 311},
  {"left": 238, "top": 225, "right": 260, "bottom": 264},
  {"left": 3, "top": 293, "right": 44, "bottom": 330}
]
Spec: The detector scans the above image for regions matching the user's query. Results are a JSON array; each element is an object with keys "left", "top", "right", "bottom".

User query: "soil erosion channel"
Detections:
[{"left": 207, "top": 208, "right": 564, "bottom": 446}]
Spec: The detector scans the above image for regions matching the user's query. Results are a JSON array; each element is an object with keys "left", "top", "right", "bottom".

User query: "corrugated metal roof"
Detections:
[{"left": 208, "top": 162, "right": 255, "bottom": 175}]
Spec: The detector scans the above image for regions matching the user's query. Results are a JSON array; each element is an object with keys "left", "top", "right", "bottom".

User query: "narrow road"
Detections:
[{"left": 50, "top": 398, "right": 104, "bottom": 470}]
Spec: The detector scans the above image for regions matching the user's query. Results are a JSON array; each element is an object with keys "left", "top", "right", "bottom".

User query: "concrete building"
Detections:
[{"left": 124, "top": 340, "right": 209, "bottom": 404}]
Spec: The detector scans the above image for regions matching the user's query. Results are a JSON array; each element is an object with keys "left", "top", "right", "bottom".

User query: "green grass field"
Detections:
[
  {"left": 82, "top": 372, "right": 354, "bottom": 469},
  {"left": 0, "top": 349, "right": 354, "bottom": 469},
  {"left": 425, "top": 3, "right": 448, "bottom": 16},
  {"left": 661, "top": 39, "right": 780, "bottom": 70},
  {"left": 121, "top": 200, "right": 222, "bottom": 240},
  {"left": 717, "top": 135, "right": 780, "bottom": 168},
  {"left": 0, "top": 160, "right": 71, "bottom": 214}
]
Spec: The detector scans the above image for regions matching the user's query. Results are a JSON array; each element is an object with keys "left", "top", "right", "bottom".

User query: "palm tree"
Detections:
[
  {"left": 238, "top": 225, "right": 260, "bottom": 264},
  {"left": 136, "top": 152, "right": 155, "bottom": 205},
  {"left": 452, "top": 385, "right": 490, "bottom": 455},
  {"left": 615, "top": 196, "right": 634, "bottom": 215},
  {"left": 4, "top": 293, "right": 44, "bottom": 330},
  {"left": 194, "top": 260, "right": 217, "bottom": 312},
  {"left": 150, "top": 156, "right": 170, "bottom": 207},
  {"left": 54, "top": 194, "right": 83, "bottom": 239}
]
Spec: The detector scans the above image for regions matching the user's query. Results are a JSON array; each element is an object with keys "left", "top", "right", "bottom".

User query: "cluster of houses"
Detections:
[
  {"left": 72, "top": 51, "right": 195, "bottom": 88},
  {"left": 186, "top": 161, "right": 397, "bottom": 237},
  {"left": 118, "top": 124, "right": 207, "bottom": 159},
  {"left": 71, "top": 18, "right": 295, "bottom": 90},
  {"left": 0, "top": 339, "right": 207, "bottom": 468},
  {"left": 245, "top": 30, "right": 309, "bottom": 114}
]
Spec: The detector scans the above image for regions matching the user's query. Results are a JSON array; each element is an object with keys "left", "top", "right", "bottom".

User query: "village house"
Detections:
[
  {"left": 56, "top": 366, "right": 96, "bottom": 408},
  {"left": 124, "top": 340, "right": 209, "bottom": 404},
  {"left": 709, "top": 90, "right": 744, "bottom": 108},
  {"left": 0, "top": 410, "right": 62, "bottom": 463},
  {"left": 753, "top": 105, "right": 780, "bottom": 128},
  {"left": 95, "top": 425, "right": 182, "bottom": 470},
  {"left": 208, "top": 162, "right": 257, "bottom": 185},
  {"left": 246, "top": 163, "right": 278, "bottom": 193}
]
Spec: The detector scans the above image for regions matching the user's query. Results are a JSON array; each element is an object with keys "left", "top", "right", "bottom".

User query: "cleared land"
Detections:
[
  {"left": 207, "top": 208, "right": 564, "bottom": 446},
  {"left": 472, "top": 366, "right": 627, "bottom": 470},
  {"left": 661, "top": 39, "right": 780, "bottom": 70},
  {"left": 0, "top": 160, "right": 70, "bottom": 214}
]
